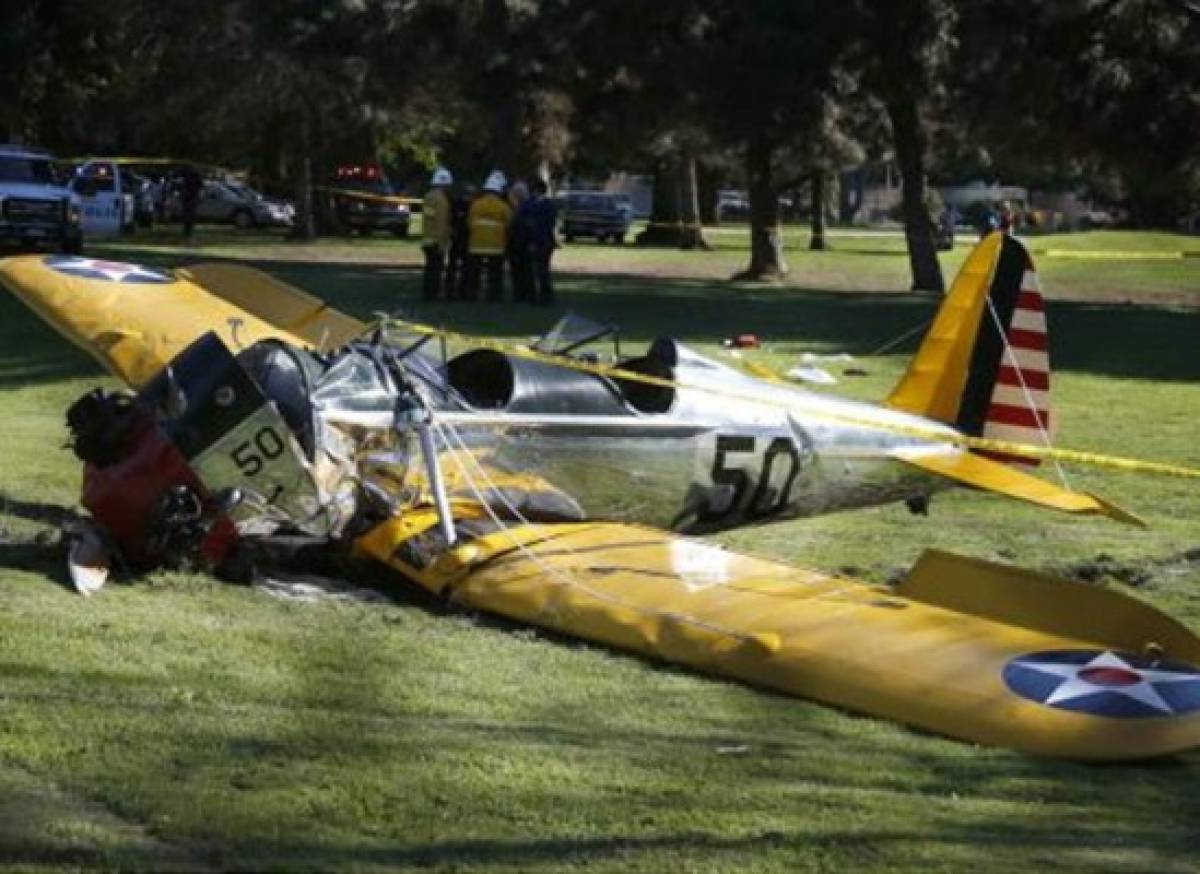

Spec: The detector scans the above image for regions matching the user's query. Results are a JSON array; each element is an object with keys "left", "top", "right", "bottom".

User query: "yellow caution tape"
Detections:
[
  {"left": 384, "top": 317, "right": 1200, "bottom": 481},
  {"left": 57, "top": 156, "right": 185, "bottom": 166},
  {"left": 316, "top": 186, "right": 422, "bottom": 207},
  {"left": 1037, "top": 250, "right": 1187, "bottom": 261}
]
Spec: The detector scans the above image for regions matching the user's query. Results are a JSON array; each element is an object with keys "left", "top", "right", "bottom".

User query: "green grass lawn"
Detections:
[{"left": 0, "top": 228, "right": 1197, "bottom": 871}]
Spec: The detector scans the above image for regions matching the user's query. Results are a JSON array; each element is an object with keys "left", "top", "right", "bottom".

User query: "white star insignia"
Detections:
[
  {"left": 59, "top": 258, "right": 167, "bottom": 283},
  {"left": 1019, "top": 650, "right": 1199, "bottom": 715}
]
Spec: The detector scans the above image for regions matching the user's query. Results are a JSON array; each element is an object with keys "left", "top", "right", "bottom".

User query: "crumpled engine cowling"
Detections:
[
  {"left": 68, "top": 390, "right": 237, "bottom": 569},
  {"left": 233, "top": 337, "right": 415, "bottom": 524},
  {"left": 66, "top": 332, "right": 446, "bottom": 573}
]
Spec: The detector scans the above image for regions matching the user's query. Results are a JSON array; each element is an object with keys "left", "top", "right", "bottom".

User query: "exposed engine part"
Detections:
[{"left": 66, "top": 389, "right": 150, "bottom": 467}]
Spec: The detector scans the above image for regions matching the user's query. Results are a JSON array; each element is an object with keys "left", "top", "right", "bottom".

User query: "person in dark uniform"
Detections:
[
  {"left": 513, "top": 178, "right": 559, "bottom": 306},
  {"left": 445, "top": 183, "right": 474, "bottom": 300},
  {"left": 179, "top": 165, "right": 203, "bottom": 240},
  {"left": 507, "top": 180, "right": 532, "bottom": 302}
]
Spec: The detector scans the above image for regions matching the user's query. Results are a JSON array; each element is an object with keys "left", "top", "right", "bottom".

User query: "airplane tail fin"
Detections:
[{"left": 885, "top": 232, "right": 1051, "bottom": 464}]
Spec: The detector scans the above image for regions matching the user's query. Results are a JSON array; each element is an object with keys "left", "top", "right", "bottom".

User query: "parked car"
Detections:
[
  {"left": 328, "top": 164, "right": 411, "bottom": 237},
  {"left": 612, "top": 193, "right": 634, "bottom": 224},
  {"left": 716, "top": 190, "right": 750, "bottom": 222},
  {"left": 559, "top": 191, "right": 631, "bottom": 243},
  {"left": 1077, "top": 208, "right": 1117, "bottom": 231},
  {"left": 168, "top": 177, "right": 294, "bottom": 229},
  {"left": 0, "top": 145, "right": 83, "bottom": 253}
]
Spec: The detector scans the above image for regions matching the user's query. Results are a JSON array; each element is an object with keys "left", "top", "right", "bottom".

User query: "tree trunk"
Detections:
[
  {"left": 637, "top": 157, "right": 685, "bottom": 246},
  {"left": 491, "top": 97, "right": 520, "bottom": 177},
  {"left": 290, "top": 113, "right": 316, "bottom": 240},
  {"left": 677, "top": 155, "right": 708, "bottom": 250},
  {"left": 887, "top": 99, "right": 943, "bottom": 292},
  {"left": 483, "top": 0, "right": 520, "bottom": 174},
  {"left": 737, "top": 134, "right": 786, "bottom": 279},
  {"left": 697, "top": 163, "right": 719, "bottom": 226},
  {"left": 809, "top": 169, "right": 827, "bottom": 251}
]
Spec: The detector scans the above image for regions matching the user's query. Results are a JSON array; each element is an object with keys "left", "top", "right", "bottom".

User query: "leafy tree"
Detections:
[
  {"left": 693, "top": 1, "right": 859, "bottom": 277},
  {"left": 564, "top": 0, "right": 715, "bottom": 248},
  {"left": 957, "top": 0, "right": 1200, "bottom": 227}
]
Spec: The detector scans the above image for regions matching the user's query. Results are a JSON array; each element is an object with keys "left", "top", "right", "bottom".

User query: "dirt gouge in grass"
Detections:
[{"left": 1, "top": 234, "right": 1198, "bottom": 760}]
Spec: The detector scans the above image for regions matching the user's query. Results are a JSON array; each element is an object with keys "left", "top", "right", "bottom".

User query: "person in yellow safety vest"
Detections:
[
  {"left": 421, "top": 166, "right": 454, "bottom": 301},
  {"left": 464, "top": 170, "right": 513, "bottom": 302}
]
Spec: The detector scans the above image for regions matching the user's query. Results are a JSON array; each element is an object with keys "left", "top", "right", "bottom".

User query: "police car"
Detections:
[{"left": 0, "top": 145, "right": 84, "bottom": 253}]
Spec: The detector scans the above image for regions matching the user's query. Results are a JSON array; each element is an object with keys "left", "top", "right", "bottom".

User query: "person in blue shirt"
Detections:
[{"left": 513, "top": 178, "right": 558, "bottom": 306}]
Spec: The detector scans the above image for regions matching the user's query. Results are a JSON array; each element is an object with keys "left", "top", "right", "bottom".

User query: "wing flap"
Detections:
[
  {"left": 179, "top": 263, "right": 366, "bottom": 349},
  {"left": 892, "top": 446, "right": 1143, "bottom": 526},
  {"left": 899, "top": 549, "right": 1200, "bottom": 664}
]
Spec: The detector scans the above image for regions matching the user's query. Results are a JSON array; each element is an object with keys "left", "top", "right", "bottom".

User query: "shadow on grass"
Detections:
[
  {"left": 2, "top": 247, "right": 1195, "bottom": 391},
  {"left": 0, "top": 291, "right": 100, "bottom": 389},
  {"left": 0, "top": 492, "right": 82, "bottom": 528},
  {"left": 0, "top": 760, "right": 208, "bottom": 872},
  {"left": 229, "top": 830, "right": 797, "bottom": 870},
  {"left": 108, "top": 244, "right": 1200, "bottom": 383},
  {"left": 0, "top": 493, "right": 76, "bottom": 589}
]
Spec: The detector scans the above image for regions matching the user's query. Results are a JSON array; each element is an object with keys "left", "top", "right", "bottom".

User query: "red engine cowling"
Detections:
[{"left": 80, "top": 414, "right": 236, "bottom": 569}]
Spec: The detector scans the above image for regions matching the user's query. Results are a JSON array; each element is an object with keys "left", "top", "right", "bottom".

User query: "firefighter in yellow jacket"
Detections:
[
  {"left": 421, "top": 166, "right": 453, "bottom": 301},
  {"left": 464, "top": 170, "right": 513, "bottom": 301}
]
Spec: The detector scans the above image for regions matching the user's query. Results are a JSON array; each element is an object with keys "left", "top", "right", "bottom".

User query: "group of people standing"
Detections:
[{"left": 421, "top": 167, "right": 558, "bottom": 306}]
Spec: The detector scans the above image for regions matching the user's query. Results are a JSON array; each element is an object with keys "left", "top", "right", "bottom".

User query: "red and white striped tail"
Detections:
[{"left": 981, "top": 265, "right": 1051, "bottom": 465}]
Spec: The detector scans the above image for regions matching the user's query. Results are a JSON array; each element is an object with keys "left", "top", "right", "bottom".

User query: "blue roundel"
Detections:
[
  {"left": 1004, "top": 649, "right": 1200, "bottom": 719},
  {"left": 43, "top": 255, "right": 172, "bottom": 284}
]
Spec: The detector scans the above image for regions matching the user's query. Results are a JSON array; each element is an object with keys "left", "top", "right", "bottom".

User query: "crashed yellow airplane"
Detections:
[{"left": 1, "top": 233, "right": 1197, "bottom": 761}]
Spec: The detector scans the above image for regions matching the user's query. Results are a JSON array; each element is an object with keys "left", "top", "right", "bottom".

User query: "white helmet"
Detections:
[
  {"left": 430, "top": 167, "right": 452, "bottom": 186},
  {"left": 483, "top": 170, "right": 507, "bottom": 193}
]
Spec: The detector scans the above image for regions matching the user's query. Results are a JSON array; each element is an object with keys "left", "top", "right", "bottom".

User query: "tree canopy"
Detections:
[{"left": 2, "top": 0, "right": 1195, "bottom": 279}]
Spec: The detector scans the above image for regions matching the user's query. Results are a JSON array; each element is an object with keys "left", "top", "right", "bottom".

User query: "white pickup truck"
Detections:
[{"left": 0, "top": 145, "right": 84, "bottom": 253}]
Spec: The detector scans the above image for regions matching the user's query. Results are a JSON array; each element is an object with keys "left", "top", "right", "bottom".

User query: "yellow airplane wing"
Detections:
[
  {"left": 891, "top": 447, "right": 1144, "bottom": 526},
  {"left": 355, "top": 512, "right": 1200, "bottom": 760},
  {"left": 0, "top": 254, "right": 319, "bottom": 387}
]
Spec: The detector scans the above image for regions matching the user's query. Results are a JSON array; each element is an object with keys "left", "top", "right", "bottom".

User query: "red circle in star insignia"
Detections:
[{"left": 1078, "top": 666, "right": 1142, "bottom": 687}]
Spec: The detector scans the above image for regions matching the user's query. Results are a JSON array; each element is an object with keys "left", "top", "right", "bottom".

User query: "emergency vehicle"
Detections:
[{"left": 328, "top": 163, "right": 411, "bottom": 237}]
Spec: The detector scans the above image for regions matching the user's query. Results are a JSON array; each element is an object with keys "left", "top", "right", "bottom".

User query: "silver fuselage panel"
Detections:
[{"left": 423, "top": 344, "right": 957, "bottom": 532}]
